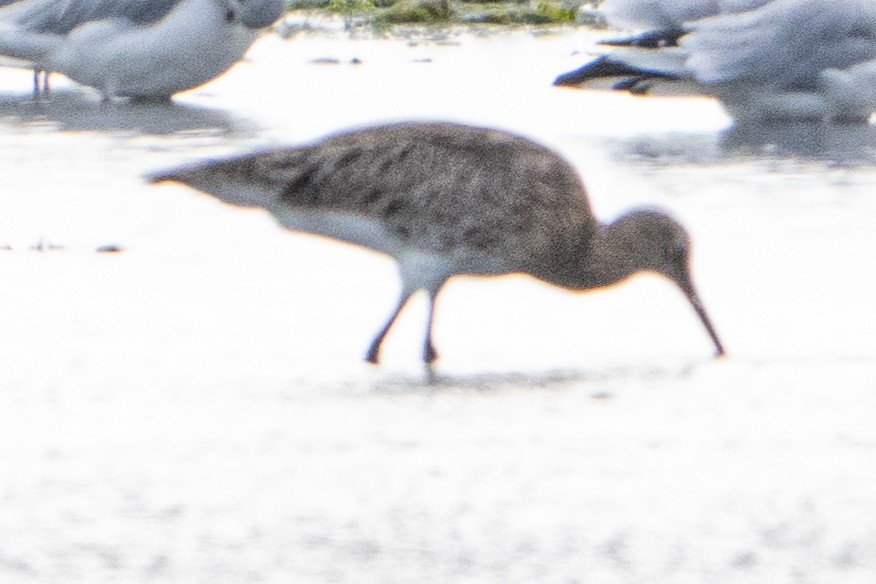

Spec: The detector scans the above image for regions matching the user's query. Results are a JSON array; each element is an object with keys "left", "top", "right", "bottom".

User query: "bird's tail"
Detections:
[
  {"left": 147, "top": 147, "right": 320, "bottom": 209},
  {"left": 147, "top": 156, "right": 277, "bottom": 209}
]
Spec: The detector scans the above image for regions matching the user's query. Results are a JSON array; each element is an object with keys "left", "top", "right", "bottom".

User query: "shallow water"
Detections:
[{"left": 1, "top": 24, "right": 875, "bottom": 584}]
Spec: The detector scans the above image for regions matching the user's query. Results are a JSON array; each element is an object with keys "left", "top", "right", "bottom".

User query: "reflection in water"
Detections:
[
  {"left": 721, "top": 120, "right": 876, "bottom": 164},
  {"left": 372, "top": 368, "right": 588, "bottom": 394},
  {"left": 607, "top": 121, "right": 876, "bottom": 166},
  {"left": 0, "top": 90, "right": 256, "bottom": 136},
  {"left": 367, "top": 360, "right": 702, "bottom": 395}
]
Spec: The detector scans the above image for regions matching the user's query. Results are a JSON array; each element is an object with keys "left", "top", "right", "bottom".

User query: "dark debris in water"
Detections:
[
  {"left": 95, "top": 244, "right": 124, "bottom": 254},
  {"left": 308, "top": 57, "right": 364, "bottom": 65},
  {"left": 30, "top": 238, "right": 64, "bottom": 252},
  {"left": 0, "top": 240, "right": 124, "bottom": 253},
  {"left": 589, "top": 391, "right": 614, "bottom": 400},
  {"left": 369, "top": 367, "right": 589, "bottom": 393}
]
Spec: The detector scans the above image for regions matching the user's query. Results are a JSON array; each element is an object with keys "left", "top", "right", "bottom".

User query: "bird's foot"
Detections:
[
  {"left": 423, "top": 343, "right": 438, "bottom": 364},
  {"left": 364, "top": 344, "right": 380, "bottom": 365}
]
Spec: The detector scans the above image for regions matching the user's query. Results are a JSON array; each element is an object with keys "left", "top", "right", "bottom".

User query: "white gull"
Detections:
[
  {"left": 555, "top": 0, "right": 876, "bottom": 122},
  {"left": 0, "top": 0, "right": 284, "bottom": 99}
]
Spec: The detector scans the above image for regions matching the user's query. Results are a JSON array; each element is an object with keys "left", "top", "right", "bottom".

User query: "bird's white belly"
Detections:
[
  {"left": 270, "top": 206, "right": 409, "bottom": 257},
  {"left": 269, "top": 205, "right": 515, "bottom": 279}
]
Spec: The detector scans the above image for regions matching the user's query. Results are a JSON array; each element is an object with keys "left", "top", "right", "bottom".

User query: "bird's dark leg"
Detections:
[
  {"left": 421, "top": 281, "right": 449, "bottom": 365},
  {"left": 365, "top": 290, "right": 414, "bottom": 364},
  {"left": 422, "top": 293, "right": 439, "bottom": 364}
]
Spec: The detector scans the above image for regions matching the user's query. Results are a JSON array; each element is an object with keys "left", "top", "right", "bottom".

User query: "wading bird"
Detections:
[{"left": 149, "top": 122, "right": 725, "bottom": 365}]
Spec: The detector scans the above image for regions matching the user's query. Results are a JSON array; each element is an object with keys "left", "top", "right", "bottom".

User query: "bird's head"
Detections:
[{"left": 608, "top": 209, "right": 725, "bottom": 357}]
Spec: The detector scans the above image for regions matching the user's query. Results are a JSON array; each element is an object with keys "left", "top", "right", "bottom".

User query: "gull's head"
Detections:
[{"left": 225, "top": 0, "right": 285, "bottom": 29}]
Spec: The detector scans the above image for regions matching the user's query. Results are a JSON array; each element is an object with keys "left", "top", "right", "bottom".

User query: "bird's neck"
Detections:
[{"left": 536, "top": 226, "right": 641, "bottom": 291}]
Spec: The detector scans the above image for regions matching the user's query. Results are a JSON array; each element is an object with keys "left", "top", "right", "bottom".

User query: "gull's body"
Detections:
[
  {"left": 149, "top": 122, "right": 724, "bottom": 365},
  {"left": 0, "top": 0, "right": 284, "bottom": 99},
  {"left": 555, "top": 0, "right": 876, "bottom": 122}
]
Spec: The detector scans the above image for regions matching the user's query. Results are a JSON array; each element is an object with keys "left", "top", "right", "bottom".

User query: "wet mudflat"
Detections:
[{"left": 0, "top": 24, "right": 875, "bottom": 583}]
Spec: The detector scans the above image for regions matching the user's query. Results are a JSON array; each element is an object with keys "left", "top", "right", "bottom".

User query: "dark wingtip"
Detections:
[
  {"left": 598, "top": 29, "right": 685, "bottom": 49},
  {"left": 554, "top": 64, "right": 595, "bottom": 87},
  {"left": 553, "top": 55, "right": 679, "bottom": 89},
  {"left": 554, "top": 56, "right": 616, "bottom": 87},
  {"left": 554, "top": 52, "right": 684, "bottom": 93}
]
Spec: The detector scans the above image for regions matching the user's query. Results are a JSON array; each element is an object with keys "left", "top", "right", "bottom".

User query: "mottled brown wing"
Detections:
[{"left": 273, "top": 123, "right": 598, "bottom": 272}]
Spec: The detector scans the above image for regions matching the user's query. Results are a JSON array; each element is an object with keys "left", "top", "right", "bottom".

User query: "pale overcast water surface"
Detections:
[{"left": 1, "top": 24, "right": 875, "bottom": 584}]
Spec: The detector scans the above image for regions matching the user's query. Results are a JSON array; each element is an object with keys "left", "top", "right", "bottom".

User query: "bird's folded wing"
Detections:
[
  {"left": 0, "top": 24, "right": 61, "bottom": 63},
  {"left": 683, "top": 0, "right": 876, "bottom": 87}
]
